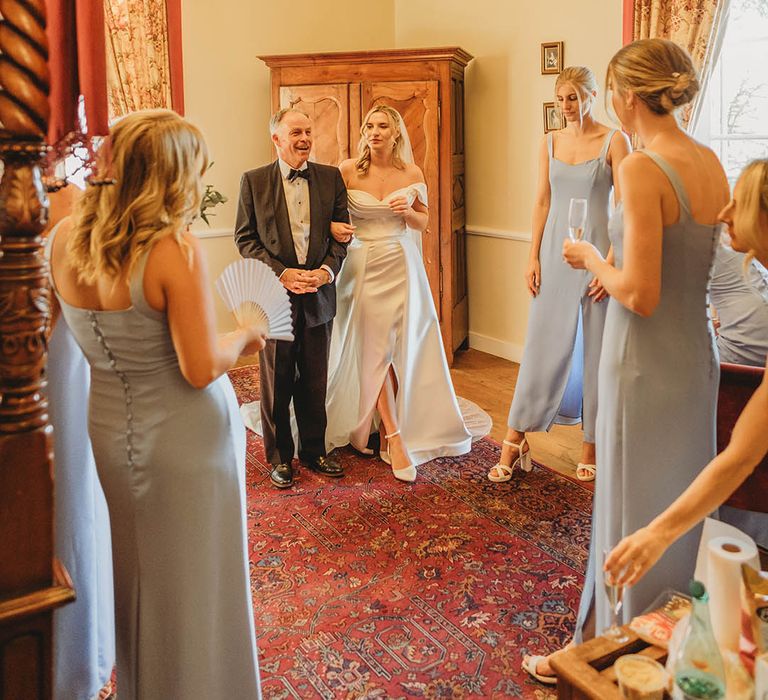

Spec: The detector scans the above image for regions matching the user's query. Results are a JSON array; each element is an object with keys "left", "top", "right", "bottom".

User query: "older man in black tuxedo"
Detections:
[{"left": 235, "top": 108, "right": 354, "bottom": 488}]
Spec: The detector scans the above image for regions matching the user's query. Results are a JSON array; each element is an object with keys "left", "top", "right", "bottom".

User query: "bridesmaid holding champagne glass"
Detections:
[{"left": 489, "top": 66, "right": 629, "bottom": 485}]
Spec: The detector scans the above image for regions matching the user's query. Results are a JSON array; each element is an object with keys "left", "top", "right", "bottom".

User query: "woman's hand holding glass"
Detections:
[
  {"left": 563, "top": 238, "right": 601, "bottom": 270},
  {"left": 602, "top": 548, "right": 630, "bottom": 643},
  {"left": 604, "top": 527, "right": 670, "bottom": 588}
]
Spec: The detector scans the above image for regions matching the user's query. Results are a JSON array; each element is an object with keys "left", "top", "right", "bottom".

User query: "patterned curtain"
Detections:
[
  {"left": 629, "top": 0, "right": 729, "bottom": 128},
  {"left": 104, "top": 0, "right": 173, "bottom": 118}
]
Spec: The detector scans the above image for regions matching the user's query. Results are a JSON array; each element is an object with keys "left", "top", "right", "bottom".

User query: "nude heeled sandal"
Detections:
[
  {"left": 382, "top": 429, "right": 417, "bottom": 483},
  {"left": 487, "top": 437, "right": 531, "bottom": 482}
]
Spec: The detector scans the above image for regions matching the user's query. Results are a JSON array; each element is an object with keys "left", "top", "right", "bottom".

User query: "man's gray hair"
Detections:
[{"left": 269, "top": 108, "right": 310, "bottom": 135}]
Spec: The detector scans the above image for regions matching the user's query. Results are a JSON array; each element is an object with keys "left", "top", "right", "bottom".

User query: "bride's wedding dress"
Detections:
[{"left": 325, "top": 184, "right": 474, "bottom": 465}]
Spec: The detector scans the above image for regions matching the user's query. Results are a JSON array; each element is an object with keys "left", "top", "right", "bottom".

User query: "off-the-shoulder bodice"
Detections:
[{"left": 347, "top": 183, "right": 428, "bottom": 242}]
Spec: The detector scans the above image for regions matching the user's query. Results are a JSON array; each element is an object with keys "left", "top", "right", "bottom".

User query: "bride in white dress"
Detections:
[{"left": 325, "top": 105, "right": 472, "bottom": 481}]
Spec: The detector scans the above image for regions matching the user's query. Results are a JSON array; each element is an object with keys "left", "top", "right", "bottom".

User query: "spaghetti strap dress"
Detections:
[
  {"left": 507, "top": 130, "right": 615, "bottom": 442},
  {"left": 580, "top": 150, "right": 719, "bottom": 634},
  {"left": 50, "top": 232, "right": 262, "bottom": 700}
]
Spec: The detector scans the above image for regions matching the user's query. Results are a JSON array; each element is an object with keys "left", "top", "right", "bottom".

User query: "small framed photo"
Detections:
[
  {"left": 541, "top": 41, "right": 564, "bottom": 75},
  {"left": 543, "top": 102, "right": 562, "bottom": 133}
]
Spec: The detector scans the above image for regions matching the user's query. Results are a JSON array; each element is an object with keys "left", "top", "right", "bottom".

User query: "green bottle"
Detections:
[{"left": 672, "top": 580, "right": 726, "bottom": 700}]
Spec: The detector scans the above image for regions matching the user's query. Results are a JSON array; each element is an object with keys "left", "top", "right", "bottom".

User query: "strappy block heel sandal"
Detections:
[
  {"left": 487, "top": 437, "right": 531, "bottom": 482},
  {"left": 382, "top": 429, "right": 417, "bottom": 483}
]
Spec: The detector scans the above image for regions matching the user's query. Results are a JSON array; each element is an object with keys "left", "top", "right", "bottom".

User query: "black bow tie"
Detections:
[{"left": 287, "top": 168, "right": 309, "bottom": 182}]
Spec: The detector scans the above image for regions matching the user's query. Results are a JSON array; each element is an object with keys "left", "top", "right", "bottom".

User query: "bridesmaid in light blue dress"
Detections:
[
  {"left": 709, "top": 239, "right": 768, "bottom": 547},
  {"left": 46, "top": 185, "right": 116, "bottom": 700},
  {"left": 48, "top": 111, "right": 266, "bottom": 700},
  {"left": 491, "top": 66, "right": 629, "bottom": 486},
  {"left": 563, "top": 38, "right": 729, "bottom": 639},
  {"left": 710, "top": 239, "right": 768, "bottom": 367}
]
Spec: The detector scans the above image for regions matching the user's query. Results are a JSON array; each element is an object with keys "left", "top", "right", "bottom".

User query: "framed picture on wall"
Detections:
[
  {"left": 543, "top": 102, "right": 562, "bottom": 132},
  {"left": 541, "top": 41, "right": 563, "bottom": 75}
]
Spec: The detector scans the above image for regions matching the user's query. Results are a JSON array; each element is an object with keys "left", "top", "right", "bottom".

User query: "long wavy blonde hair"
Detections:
[
  {"left": 355, "top": 105, "right": 407, "bottom": 175},
  {"left": 68, "top": 109, "right": 209, "bottom": 283}
]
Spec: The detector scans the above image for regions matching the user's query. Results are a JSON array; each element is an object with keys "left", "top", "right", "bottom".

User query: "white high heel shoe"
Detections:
[
  {"left": 487, "top": 437, "right": 531, "bottom": 482},
  {"left": 381, "top": 429, "right": 417, "bottom": 483}
]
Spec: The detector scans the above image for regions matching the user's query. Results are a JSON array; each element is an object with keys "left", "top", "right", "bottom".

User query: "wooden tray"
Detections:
[{"left": 549, "top": 626, "right": 668, "bottom": 699}]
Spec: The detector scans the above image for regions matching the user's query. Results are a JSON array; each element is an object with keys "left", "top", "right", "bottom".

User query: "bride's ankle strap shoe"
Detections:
[{"left": 380, "top": 428, "right": 416, "bottom": 482}]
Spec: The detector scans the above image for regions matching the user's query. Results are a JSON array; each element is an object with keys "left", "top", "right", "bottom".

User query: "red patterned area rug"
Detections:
[{"left": 228, "top": 365, "right": 592, "bottom": 700}]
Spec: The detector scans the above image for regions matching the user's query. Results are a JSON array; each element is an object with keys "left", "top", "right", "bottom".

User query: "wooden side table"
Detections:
[{"left": 550, "top": 627, "right": 667, "bottom": 699}]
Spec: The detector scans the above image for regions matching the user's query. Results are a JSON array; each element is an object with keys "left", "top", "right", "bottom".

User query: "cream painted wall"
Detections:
[
  {"left": 180, "top": 0, "right": 621, "bottom": 346},
  {"left": 395, "top": 0, "right": 622, "bottom": 360},
  {"left": 181, "top": 0, "right": 395, "bottom": 329}
]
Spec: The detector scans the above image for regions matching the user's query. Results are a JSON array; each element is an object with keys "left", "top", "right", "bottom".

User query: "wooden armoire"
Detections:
[{"left": 259, "top": 47, "right": 472, "bottom": 364}]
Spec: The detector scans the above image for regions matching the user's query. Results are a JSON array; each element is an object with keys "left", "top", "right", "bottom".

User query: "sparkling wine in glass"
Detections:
[
  {"left": 603, "top": 549, "right": 629, "bottom": 644},
  {"left": 568, "top": 198, "right": 588, "bottom": 242}
]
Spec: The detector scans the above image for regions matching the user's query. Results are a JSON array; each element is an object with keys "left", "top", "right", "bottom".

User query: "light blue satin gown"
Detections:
[
  {"left": 49, "top": 231, "right": 261, "bottom": 700},
  {"left": 580, "top": 151, "right": 720, "bottom": 635},
  {"left": 508, "top": 130, "right": 616, "bottom": 442},
  {"left": 48, "top": 309, "right": 115, "bottom": 700}
]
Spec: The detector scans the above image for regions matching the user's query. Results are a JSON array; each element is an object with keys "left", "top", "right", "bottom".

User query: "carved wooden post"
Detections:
[{"left": 0, "top": 1, "right": 75, "bottom": 697}]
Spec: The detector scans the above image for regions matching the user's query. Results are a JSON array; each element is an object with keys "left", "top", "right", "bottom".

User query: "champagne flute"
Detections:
[
  {"left": 568, "top": 198, "right": 588, "bottom": 242},
  {"left": 602, "top": 549, "right": 629, "bottom": 644}
]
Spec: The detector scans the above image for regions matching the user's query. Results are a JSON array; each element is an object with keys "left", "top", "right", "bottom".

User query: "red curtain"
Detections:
[
  {"left": 622, "top": 0, "right": 635, "bottom": 45},
  {"left": 166, "top": 0, "right": 185, "bottom": 114},
  {"left": 46, "top": 0, "right": 109, "bottom": 145}
]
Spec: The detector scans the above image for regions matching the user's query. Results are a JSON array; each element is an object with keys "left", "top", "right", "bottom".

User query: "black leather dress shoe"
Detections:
[
  {"left": 270, "top": 463, "right": 294, "bottom": 489},
  {"left": 304, "top": 455, "right": 344, "bottom": 478}
]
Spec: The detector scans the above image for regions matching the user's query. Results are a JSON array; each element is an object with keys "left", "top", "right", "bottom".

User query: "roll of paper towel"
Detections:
[{"left": 707, "top": 535, "right": 759, "bottom": 652}]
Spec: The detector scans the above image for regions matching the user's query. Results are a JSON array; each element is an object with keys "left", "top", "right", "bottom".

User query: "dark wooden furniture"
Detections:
[
  {"left": 550, "top": 626, "right": 667, "bottom": 699},
  {"left": 0, "top": 1, "right": 75, "bottom": 697},
  {"left": 259, "top": 47, "right": 472, "bottom": 363},
  {"left": 718, "top": 362, "right": 768, "bottom": 512}
]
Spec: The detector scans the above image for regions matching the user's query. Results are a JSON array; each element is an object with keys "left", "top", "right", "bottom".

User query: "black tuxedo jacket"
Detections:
[{"left": 234, "top": 160, "right": 350, "bottom": 328}]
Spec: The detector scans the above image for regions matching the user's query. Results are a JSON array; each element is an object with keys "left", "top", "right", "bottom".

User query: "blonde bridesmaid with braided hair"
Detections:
[{"left": 493, "top": 66, "right": 630, "bottom": 486}]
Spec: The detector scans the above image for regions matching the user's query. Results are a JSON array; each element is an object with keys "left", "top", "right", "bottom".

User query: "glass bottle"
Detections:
[{"left": 672, "top": 580, "right": 726, "bottom": 700}]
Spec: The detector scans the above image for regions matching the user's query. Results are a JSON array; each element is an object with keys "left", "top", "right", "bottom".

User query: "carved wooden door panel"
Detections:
[
  {"left": 279, "top": 84, "right": 350, "bottom": 166},
  {"left": 359, "top": 81, "right": 441, "bottom": 316}
]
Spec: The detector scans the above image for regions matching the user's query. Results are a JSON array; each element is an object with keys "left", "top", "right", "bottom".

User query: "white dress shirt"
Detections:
[{"left": 277, "top": 159, "right": 334, "bottom": 283}]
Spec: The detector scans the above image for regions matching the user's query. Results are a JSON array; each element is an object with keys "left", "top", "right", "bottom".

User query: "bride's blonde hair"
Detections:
[
  {"left": 68, "top": 109, "right": 209, "bottom": 283},
  {"left": 355, "top": 105, "right": 407, "bottom": 175}
]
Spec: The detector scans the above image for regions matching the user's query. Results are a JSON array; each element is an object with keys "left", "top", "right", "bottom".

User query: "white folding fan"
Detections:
[{"left": 215, "top": 258, "right": 294, "bottom": 342}]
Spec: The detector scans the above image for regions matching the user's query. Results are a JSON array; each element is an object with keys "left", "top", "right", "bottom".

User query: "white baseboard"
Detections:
[
  {"left": 466, "top": 226, "right": 532, "bottom": 242},
  {"left": 468, "top": 331, "right": 523, "bottom": 363},
  {"left": 192, "top": 227, "right": 231, "bottom": 239}
]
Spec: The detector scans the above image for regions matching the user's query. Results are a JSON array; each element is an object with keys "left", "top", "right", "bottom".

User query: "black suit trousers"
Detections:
[{"left": 258, "top": 310, "right": 332, "bottom": 465}]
